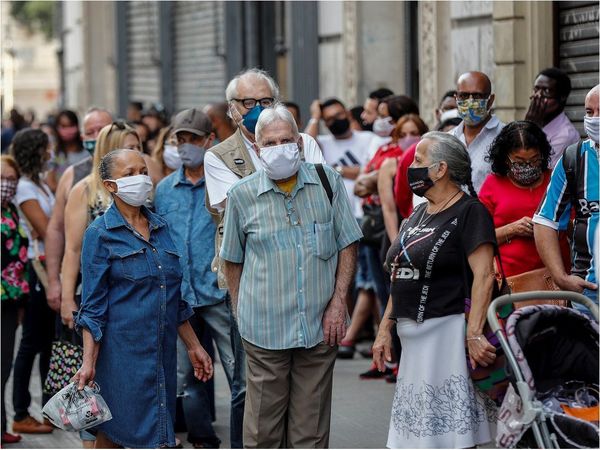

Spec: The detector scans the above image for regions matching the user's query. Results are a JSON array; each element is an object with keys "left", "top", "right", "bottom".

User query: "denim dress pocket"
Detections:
[
  {"left": 311, "top": 220, "right": 336, "bottom": 260},
  {"left": 116, "top": 248, "right": 151, "bottom": 282}
]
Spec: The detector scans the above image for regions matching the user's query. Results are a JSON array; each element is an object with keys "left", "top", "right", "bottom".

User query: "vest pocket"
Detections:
[{"left": 311, "top": 220, "right": 336, "bottom": 260}]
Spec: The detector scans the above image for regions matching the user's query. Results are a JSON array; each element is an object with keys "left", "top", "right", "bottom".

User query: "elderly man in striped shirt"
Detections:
[{"left": 220, "top": 105, "right": 362, "bottom": 448}]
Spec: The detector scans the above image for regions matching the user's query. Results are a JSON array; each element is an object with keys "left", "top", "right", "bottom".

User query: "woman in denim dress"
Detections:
[{"left": 73, "top": 149, "right": 213, "bottom": 448}]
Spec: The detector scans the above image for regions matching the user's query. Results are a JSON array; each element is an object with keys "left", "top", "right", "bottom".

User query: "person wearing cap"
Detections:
[{"left": 154, "top": 108, "right": 245, "bottom": 449}]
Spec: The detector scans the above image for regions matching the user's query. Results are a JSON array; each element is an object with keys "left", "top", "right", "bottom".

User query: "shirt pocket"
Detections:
[
  {"left": 162, "top": 248, "right": 182, "bottom": 278},
  {"left": 116, "top": 248, "right": 152, "bottom": 282},
  {"left": 310, "top": 220, "right": 336, "bottom": 260}
]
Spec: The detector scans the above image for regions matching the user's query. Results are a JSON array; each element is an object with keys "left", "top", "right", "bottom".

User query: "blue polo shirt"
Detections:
[{"left": 154, "top": 167, "right": 225, "bottom": 307}]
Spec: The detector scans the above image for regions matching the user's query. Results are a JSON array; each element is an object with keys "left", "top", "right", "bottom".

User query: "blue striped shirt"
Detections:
[
  {"left": 533, "top": 139, "right": 598, "bottom": 285},
  {"left": 220, "top": 162, "right": 362, "bottom": 350}
]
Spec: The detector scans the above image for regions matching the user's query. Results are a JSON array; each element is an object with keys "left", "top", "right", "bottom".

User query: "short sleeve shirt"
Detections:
[
  {"left": 14, "top": 177, "right": 55, "bottom": 258},
  {"left": 386, "top": 195, "right": 496, "bottom": 322}
]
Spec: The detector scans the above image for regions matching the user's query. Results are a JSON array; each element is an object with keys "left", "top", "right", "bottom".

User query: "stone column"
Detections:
[
  {"left": 492, "top": 1, "right": 553, "bottom": 122},
  {"left": 343, "top": 1, "right": 359, "bottom": 106}
]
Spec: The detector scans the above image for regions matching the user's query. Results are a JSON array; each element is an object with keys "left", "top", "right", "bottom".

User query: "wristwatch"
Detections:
[{"left": 335, "top": 165, "right": 344, "bottom": 176}]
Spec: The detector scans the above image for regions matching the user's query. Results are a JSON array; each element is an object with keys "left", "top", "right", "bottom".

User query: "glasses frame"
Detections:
[
  {"left": 233, "top": 97, "right": 275, "bottom": 109},
  {"left": 455, "top": 92, "right": 490, "bottom": 101}
]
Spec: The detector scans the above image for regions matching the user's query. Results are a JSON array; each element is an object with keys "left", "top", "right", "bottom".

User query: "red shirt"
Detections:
[
  {"left": 393, "top": 143, "right": 417, "bottom": 219},
  {"left": 364, "top": 142, "right": 404, "bottom": 206},
  {"left": 479, "top": 172, "right": 551, "bottom": 277}
]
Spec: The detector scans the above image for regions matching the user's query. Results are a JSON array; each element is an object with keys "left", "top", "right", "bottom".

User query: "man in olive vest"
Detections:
[{"left": 204, "top": 68, "right": 325, "bottom": 288}]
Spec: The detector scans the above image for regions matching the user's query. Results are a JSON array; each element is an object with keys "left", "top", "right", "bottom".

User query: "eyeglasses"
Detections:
[
  {"left": 455, "top": 92, "right": 490, "bottom": 101},
  {"left": 233, "top": 97, "right": 275, "bottom": 109},
  {"left": 508, "top": 157, "right": 543, "bottom": 167}
]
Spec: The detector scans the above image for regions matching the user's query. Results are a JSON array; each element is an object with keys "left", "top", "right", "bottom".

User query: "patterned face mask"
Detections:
[
  {"left": 1, "top": 179, "right": 18, "bottom": 205},
  {"left": 457, "top": 98, "right": 489, "bottom": 126},
  {"left": 508, "top": 159, "right": 543, "bottom": 186}
]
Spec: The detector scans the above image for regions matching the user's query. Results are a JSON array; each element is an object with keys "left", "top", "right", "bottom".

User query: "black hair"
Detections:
[
  {"left": 440, "top": 90, "right": 457, "bottom": 105},
  {"left": 368, "top": 88, "right": 394, "bottom": 101},
  {"left": 129, "top": 101, "right": 144, "bottom": 111},
  {"left": 320, "top": 98, "right": 346, "bottom": 112},
  {"left": 54, "top": 109, "right": 83, "bottom": 153},
  {"left": 283, "top": 101, "right": 301, "bottom": 120},
  {"left": 383, "top": 95, "right": 420, "bottom": 121},
  {"left": 486, "top": 120, "right": 552, "bottom": 176},
  {"left": 99, "top": 148, "right": 137, "bottom": 181},
  {"left": 10, "top": 128, "right": 49, "bottom": 185},
  {"left": 437, "top": 117, "right": 462, "bottom": 131},
  {"left": 537, "top": 67, "right": 572, "bottom": 102}
]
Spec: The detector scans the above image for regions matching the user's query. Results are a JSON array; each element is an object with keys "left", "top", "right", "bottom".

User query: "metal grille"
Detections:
[{"left": 558, "top": 1, "right": 600, "bottom": 136}]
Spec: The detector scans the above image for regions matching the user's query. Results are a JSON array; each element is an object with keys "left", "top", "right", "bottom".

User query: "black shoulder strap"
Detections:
[
  {"left": 315, "top": 164, "right": 333, "bottom": 205},
  {"left": 562, "top": 140, "right": 583, "bottom": 201}
]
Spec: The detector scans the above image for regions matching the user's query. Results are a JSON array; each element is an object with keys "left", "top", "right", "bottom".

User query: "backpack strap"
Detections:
[
  {"left": 315, "top": 164, "right": 333, "bottom": 205},
  {"left": 562, "top": 140, "right": 583, "bottom": 202}
]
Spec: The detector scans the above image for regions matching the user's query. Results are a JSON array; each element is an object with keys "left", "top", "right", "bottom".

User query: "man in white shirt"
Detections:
[
  {"left": 204, "top": 69, "right": 325, "bottom": 213},
  {"left": 450, "top": 71, "right": 505, "bottom": 192},
  {"left": 525, "top": 67, "right": 580, "bottom": 168},
  {"left": 304, "top": 98, "right": 375, "bottom": 218}
]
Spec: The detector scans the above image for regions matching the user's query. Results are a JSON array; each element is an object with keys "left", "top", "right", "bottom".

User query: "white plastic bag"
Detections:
[{"left": 42, "top": 382, "right": 112, "bottom": 431}]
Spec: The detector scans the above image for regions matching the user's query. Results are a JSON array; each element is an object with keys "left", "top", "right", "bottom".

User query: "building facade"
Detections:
[{"left": 59, "top": 1, "right": 598, "bottom": 132}]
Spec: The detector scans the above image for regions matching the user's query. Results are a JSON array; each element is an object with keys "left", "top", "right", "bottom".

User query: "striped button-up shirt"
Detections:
[{"left": 220, "top": 162, "right": 362, "bottom": 350}]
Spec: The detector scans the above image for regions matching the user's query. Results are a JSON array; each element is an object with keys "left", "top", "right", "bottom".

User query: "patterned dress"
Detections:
[{"left": 1, "top": 203, "right": 29, "bottom": 303}]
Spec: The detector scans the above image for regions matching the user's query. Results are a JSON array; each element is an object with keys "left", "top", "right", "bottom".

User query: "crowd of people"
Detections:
[{"left": 1, "top": 65, "right": 598, "bottom": 449}]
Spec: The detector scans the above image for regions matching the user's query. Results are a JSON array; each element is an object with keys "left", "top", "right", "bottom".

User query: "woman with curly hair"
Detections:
[
  {"left": 479, "top": 120, "right": 569, "bottom": 278},
  {"left": 10, "top": 128, "right": 55, "bottom": 435}
]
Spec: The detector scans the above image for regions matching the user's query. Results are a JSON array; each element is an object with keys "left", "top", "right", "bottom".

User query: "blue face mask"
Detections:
[
  {"left": 242, "top": 105, "right": 265, "bottom": 134},
  {"left": 83, "top": 140, "right": 96, "bottom": 155}
]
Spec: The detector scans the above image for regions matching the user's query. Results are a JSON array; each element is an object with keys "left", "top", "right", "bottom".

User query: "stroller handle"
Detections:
[{"left": 487, "top": 290, "right": 599, "bottom": 333}]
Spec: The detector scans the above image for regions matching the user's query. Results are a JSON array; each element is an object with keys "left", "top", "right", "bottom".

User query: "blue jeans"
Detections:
[
  {"left": 364, "top": 244, "right": 390, "bottom": 315},
  {"left": 577, "top": 288, "right": 599, "bottom": 321},
  {"left": 355, "top": 243, "right": 376, "bottom": 291},
  {"left": 177, "top": 300, "right": 246, "bottom": 448}
]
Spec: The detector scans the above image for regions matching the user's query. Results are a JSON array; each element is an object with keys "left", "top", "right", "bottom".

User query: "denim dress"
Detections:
[{"left": 75, "top": 204, "right": 193, "bottom": 448}]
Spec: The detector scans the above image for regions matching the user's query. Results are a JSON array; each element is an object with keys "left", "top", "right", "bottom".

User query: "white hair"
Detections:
[
  {"left": 225, "top": 68, "right": 280, "bottom": 102},
  {"left": 255, "top": 104, "right": 299, "bottom": 145}
]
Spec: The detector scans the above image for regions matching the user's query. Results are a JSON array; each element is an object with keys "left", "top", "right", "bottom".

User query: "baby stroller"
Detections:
[{"left": 488, "top": 291, "right": 599, "bottom": 448}]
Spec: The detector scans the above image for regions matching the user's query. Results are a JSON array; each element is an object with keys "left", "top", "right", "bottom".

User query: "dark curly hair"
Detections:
[
  {"left": 10, "top": 128, "right": 49, "bottom": 184},
  {"left": 486, "top": 121, "right": 551, "bottom": 176}
]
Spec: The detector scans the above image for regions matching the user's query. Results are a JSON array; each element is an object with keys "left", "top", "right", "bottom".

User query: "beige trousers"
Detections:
[{"left": 242, "top": 340, "right": 337, "bottom": 449}]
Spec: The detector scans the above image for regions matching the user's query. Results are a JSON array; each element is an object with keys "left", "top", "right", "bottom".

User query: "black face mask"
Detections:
[
  {"left": 328, "top": 118, "right": 351, "bottom": 136},
  {"left": 407, "top": 166, "right": 435, "bottom": 197},
  {"left": 361, "top": 120, "right": 373, "bottom": 132}
]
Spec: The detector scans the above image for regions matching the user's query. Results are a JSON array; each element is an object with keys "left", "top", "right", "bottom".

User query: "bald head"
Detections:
[
  {"left": 83, "top": 108, "right": 113, "bottom": 141},
  {"left": 585, "top": 84, "right": 600, "bottom": 117},
  {"left": 457, "top": 71, "right": 492, "bottom": 96}
]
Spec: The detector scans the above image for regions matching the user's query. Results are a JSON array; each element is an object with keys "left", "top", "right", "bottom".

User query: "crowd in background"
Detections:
[{"left": 0, "top": 64, "right": 598, "bottom": 449}]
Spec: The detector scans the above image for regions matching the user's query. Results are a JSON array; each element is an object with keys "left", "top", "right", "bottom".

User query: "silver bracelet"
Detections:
[{"left": 466, "top": 334, "right": 485, "bottom": 342}]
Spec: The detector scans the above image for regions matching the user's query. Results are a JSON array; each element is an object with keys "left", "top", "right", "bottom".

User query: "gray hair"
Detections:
[
  {"left": 98, "top": 148, "right": 137, "bottom": 181},
  {"left": 421, "top": 131, "right": 477, "bottom": 196},
  {"left": 225, "top": 68, "right": 280, "bottom": 102},
  {"left": 254, "top": 104, "right": 300, "bottom": 145}
]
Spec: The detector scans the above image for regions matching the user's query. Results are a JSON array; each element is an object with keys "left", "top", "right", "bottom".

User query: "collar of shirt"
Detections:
[
  {"left": 171, "top": 166, "right": 205, "bottom": 188},
  {"left": 256, "top": 162, "right": 319, "bottom": 198},
  {"left": 543, "top": 111, "right": 570, "bottom": 134},
  {"left": 453, "top": 114, "right": 501, "bottom": 139},
  {"left": 103, "top": 203, "right": 164, "bottom": 231}
]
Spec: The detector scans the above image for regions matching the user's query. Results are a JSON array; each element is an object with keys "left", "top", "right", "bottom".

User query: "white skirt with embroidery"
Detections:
[{"left": 387, "top": 313, "right": 497, "bottom": 449}]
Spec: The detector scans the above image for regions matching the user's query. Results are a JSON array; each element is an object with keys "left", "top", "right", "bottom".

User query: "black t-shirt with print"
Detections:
[{"left": 385, "top": 195, "right": 496, "bottom": 322}]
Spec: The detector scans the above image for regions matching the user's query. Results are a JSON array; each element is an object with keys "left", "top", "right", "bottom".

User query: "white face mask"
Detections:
[
  {"left": 163, "top": 144, "right": 182, "bottom": 170},
  {"left": 259, "top": 143, "right": 301, "bottom": 181},
  {"left": 584, "top": 115, "right": 599, "bottom": 145},
  {"left": 440, "top": 108, "right": 459, "bottom": 122},
  {"left": 108, "top": 174, "right": 153, "bottom": 207},
  {"left": 372, "top": 117, "right": 395, "bottom": 137}
]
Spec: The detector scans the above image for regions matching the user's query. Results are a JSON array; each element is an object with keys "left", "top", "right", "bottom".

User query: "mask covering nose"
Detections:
[
  {"left": 327, "top": 118, "right": 351, "bottom": 137},
  {"left": 398, "top": 135, "right": 420, "bottom": 150},
  {"left": 457, "top": 98, "right": 489, "bottom": 126},
  {"left": 407, "top": 166, "right": 436, "bottom": 197},
  {"left": 584, "top": 116, "right": 599, "bottom": 144},
  {"left": 177, "top": 143, "right": 206, "bottom": 169},
  {"left": 1, "top": 179, "right": 18, "bottom": 205},
  {"left": 242, "top": 105, "right": 265, "bottom": 134},
  {"left": 259, "top": 143, "right": 301, "bottom": 180},
  {"left": 108, "top": 175, "right": 153, "bottom": 207},
  {"left": 83, "top": 140, "right": 96, "bottom": 155},
  {"left": 373, "top": 117, "right": 396, "bottom": 137},
  {"left": 163, "top": 144, "right": 183, "bottom": 170}
]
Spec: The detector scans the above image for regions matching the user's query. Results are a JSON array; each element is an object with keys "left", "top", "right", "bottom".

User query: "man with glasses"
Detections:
[
  {"left": 525, "top": 67, "right": 580, "bottom": 168},
  {"left": 450, "top": 71, "right": 505, "bottom": 192}
]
